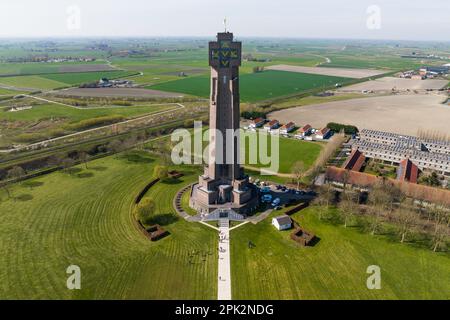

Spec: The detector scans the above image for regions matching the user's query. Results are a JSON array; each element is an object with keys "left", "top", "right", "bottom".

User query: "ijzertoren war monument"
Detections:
[{"left": 190, "top": 32, "right": 258, "bottom": 215}]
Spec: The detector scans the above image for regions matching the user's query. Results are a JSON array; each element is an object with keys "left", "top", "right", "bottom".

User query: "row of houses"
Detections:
[
  {"left": 345, "top": 129, "right": 450, "bottom": 181},
  {"left": 248, "top": 118, "right": 332, "bottom": 140}
]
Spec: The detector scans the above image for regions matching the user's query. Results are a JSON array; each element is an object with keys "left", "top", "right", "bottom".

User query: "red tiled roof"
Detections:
[
  {"left": 397, "top": 159, "right": 419, "bottom": 184},
  {"left": 299, "top": 124, "right": 312, "bottom": 133},
  {"left": 281, "top": 122, "right": 295, "bottom": 129},
  {"left": 325, "top": 166, "right": 450, "bottom": 206},
  {"left": 251, "top": 117, "right": 264, "bottom": 124},
  {"left": 342, "top": 149, "right": 366, "bottom": 172},
  {"left": 266, "top": 120, "right": 279, "bottom": 126},
  {"left": 319, "top": 127, "right": 330, "bottom": 135}
]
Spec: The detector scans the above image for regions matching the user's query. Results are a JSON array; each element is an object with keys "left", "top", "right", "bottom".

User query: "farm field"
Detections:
[
  {"left": 54, "top": 87, "right": 183, "bottom": 98},
  {"left": 0, "top": 103, "right": 177, "bottom": 147},
  {"left": 267, "top": 64, "right": 386, "bottom": 79},
  {"left": 0, "top": 71, "right": 137, "bottom": 91},
  {"left": 338, "top": 77, "right": 449, "bottom": 92},
  {"left": 269, "top": 94, "right": 450, "bottom": 136},
  {"left": 0, "top": 62, "right": 116, "bottom": 76},
  {"left": 40, "top": 70, "right": 137, "bottom": 85},
  {"left": 231, "top": 207, "right": 450, "bottom": 299},
  {"left": 150, "top": 70, "right": 352, "bottom": 102},
  {"left": 0, "top": 75, "right": 67, "bottom": 90},
  {"left": 0, "top": 103, "right": 174, "bottom": 123},
  {"left": 0, "top": 153, "right": 217, "bottom": 299}
]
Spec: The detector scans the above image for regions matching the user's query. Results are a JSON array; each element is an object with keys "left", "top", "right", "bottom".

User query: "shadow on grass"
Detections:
[
  {"left": 15, "top": 194, "right": 33, "bottom": 202},
  {"left": 91, "top": 166, "right": 108, "bottom": 171},
  {"left": 160, "top": 178, "right": 183, "bottom": 185},
  {"left": 77, "top": 172, "right": 94, "bottom": 179},
  {"left": 149, "top": 213, "right": 179, "bottom": 226},
  {"left": 120, "top": 152, "right": 155, "bottom": 164},
  {"left": 308, "top": 236, "right": 321, "bottom": 247},
  {"left": 22, "top": 181, "right": 44, "bottom": 190},
  {"left": 67, "top": 168, "right": 83, "bottom": 175}
]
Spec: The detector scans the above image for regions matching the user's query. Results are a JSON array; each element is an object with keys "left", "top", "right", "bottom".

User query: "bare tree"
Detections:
[
  {"left": 431, "top": 224, "right": 448, "bottom": 252},
  {"left": 291, "top": 161, "right": 305, "bottom": 190},
  {"left": 339, "top": 190, "right": 358, "bottom": 228},
  {"left": 312, "top": 184, "right": 335, "bottom": 220},
  {"left": 78, "top": 151, "right": 89, "bottom": 169},
  {"left": 392, "top": 207, "right": 418, "bottom": 243},
  {"left": 7, "top": 166, "right": 26, "bottom": 182},
  {"left": 61, "top": 158, "right": 75, "bottom": 174}
]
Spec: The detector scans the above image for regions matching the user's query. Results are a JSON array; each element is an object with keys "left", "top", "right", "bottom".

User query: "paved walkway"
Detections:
[{"left": 217, "top": 219, "right": 231, "bottom": 300}]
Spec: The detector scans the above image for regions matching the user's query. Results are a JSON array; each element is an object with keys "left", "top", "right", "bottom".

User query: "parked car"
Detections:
[
  {"left": 261, "top": 194, "right": 273, "bottom": 203},
  {"left": 271, "top": 198, "right": 281, "bottom": 207},
  {"left": 260, "top": 186, "right": 271, "bottom": 193}
]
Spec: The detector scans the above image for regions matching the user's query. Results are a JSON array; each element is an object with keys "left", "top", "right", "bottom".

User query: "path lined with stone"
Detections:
[{"left": 217, "top": 219, "right": 231, "bottom": 300}]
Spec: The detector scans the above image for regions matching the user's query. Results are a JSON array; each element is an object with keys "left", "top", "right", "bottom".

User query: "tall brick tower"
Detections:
[
  {"left": 190, "top": 32, "right": 257, "bottom": 215},
  {"left": 208, "top": 32, "right": 242, "bottom": 181}
]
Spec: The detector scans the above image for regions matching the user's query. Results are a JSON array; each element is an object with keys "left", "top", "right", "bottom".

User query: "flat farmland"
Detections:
[
  {"left": 0, "top": 71, "right": 137, "bottom": 91},
  {"left": 0, "top": 75, "right": 67, "bottom": 90},
  {"left": 267, "top": 64, "right": 386, "bottom": 79},
  {"left": 55, "top": 87, "right": 183, "bottom": 98},
  {"left": 150, "top": 70, "right": 352, "bottom": 102},
  {"left": 0, "top": 103, "right": 173, "bottom": 123},
  {"left": 338, "top": 77, "right": 449, "bottom": 92},
  {"left": 40, "top": 70, "right": 138, "bottom": 85},
  {"left": 0, "top": 62, "right": 116, "bottom": 76},
  {"left": 269, "top": 94, "right": 450, "bottom": 136}
]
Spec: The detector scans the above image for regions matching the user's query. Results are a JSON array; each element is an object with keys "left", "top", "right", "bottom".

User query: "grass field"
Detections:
[
  {"left": 0, "top": 75, "right": 67, "bottom": 90},
  {"left": 0, "top": 71, "right": 136, "bottom": 91},
  {"left": 242, "top": 132, "right": 323, "bottom": 173},
  {"left": 149, "top": 70, "right": 352, "bottom": 102},
  {"left": 40, "top": 71, "right": 137, "bottom": 85},
  {"left": 0, "top": 103, "right": 172, "bottom": 123},
  {"left": 0, "top": 62, "right": 113, "bottom": 76},
  {"left": 230, "top": 207, "right": 450, "bottom": 299},
  {"left": 0, "top": 152, "right": 216, "bottom": 299}
]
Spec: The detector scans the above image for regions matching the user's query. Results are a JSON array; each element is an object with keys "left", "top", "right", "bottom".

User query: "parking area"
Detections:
[{"left": 253, "top": 180, "right": 316, "bottom": 209}]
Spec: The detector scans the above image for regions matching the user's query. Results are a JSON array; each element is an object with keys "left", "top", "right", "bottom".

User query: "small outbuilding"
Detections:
[{"left": 272, "top": 215, "right": 292, "bottom": 231}]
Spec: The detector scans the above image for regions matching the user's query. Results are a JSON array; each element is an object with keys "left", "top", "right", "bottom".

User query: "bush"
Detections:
[
  {"left": 327, "top": 122, "right": 359, "bottom": 135},
  {"left": 136, "top": 198, "right": 156, "bottom": 224},
  {"left": 64, "top": 115, "right": 126, "bottom": 131}
]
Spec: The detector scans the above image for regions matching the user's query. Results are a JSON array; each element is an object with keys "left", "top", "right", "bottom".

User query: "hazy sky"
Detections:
[{"left": 0, "top": 0, "right": 449, "bottom": 41}]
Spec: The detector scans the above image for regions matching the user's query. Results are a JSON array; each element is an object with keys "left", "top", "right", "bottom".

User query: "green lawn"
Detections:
[
  {"left": 41, "top": 70, "right": 137, "bottom": 85},
  {"left": 149, "top": 70, "right": 352, "bottom": 102},
  {"left": 230, "top": 207, "right": 450, "bottom": 299},
  {"left": 0, "top": 75, "right": 67, "bottom": 90},
  {"left": 0, "top": 103, "right": 172, "bottom": 123},
  {"left": 242, "top": 132, "right": 323, "bottom": 173},
  {"left": 0, "top": 152, "right": 216, "bottom": 299},
  {"left": 0, "top": 71, "right": 136, "bottom": 91}
]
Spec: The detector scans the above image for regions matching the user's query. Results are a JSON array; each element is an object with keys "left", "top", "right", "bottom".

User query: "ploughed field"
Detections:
[{"left": 269, "top": 94, "right": 450, "bottom": 136}]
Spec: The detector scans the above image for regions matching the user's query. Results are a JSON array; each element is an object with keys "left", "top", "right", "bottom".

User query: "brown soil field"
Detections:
[
  {"left": 266, "top": 64, "right": 386, "bottom": 79},
  {"left": 55, "top": 87, "right": 184, "bottom": 98},
  {"left": 58, "top": 64, "right": 117, "bottom": 73},
  {"left": 269, "top": 94, "right": 450, "bottom": 136},
  {"left": 338, "top": 77, "right": 448, "bottom": 92}
]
